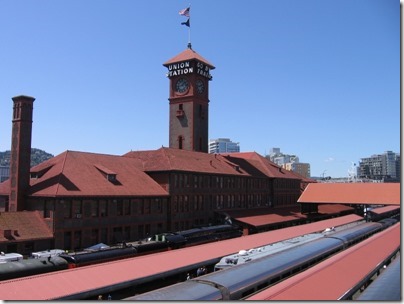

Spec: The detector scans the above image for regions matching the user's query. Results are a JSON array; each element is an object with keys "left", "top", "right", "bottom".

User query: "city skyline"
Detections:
[{"left": 0, "top": 0, "right": 399, "bottom": 178}]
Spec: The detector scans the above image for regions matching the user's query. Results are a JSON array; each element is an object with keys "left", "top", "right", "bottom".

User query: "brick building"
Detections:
[{"left": 0, "top": 46, "right": 315, "bottom": 252}]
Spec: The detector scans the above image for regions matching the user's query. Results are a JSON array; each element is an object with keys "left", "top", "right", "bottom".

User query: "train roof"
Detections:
[
  {"left": 31, "top": 249, "right": 65, "bottom": 259},
  {"left": 215, "top": 220, "right": 366, "bottom": 270},
  {"left": 215, "top": 232, "right": 324, "bottom": 270},
  {"left": 0, "top": 252, "right": 23, "bottom": 262}
]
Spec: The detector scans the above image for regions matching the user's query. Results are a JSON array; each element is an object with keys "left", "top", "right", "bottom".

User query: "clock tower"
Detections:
[{"left": 163, "top": 45, "right": 215, "bottom": 153}]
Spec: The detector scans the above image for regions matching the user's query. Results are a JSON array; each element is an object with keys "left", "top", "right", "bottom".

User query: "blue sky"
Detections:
[{"left": 0, "top": 0, "right": 400, "bottom": 178}]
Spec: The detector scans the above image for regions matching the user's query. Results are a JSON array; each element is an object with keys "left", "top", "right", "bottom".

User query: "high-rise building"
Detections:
[
  {"left": 285, "top": 162, "right": 311, "bottom": 178},
  {"left": 267, "top": 147, "right": 310, "bottom": 178},
  {"left": 358, "top": 151, "right": 400, "bottom": 181},
  {"left": 209, "top": 138, "right": 240, "bottom": 154}
]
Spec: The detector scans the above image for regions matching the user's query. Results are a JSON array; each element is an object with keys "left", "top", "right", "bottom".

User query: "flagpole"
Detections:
[
  {"left": 188, "top": 17, "right": 191, "bottom": 49},
  {"left": 188, "top": 3, "right": 191, "bottom": 48},
  {"left": 179, "top": 5, "right": 192, "bottom": 49}
]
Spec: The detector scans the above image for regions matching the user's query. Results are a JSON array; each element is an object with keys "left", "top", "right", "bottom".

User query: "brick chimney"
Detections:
[{"left": 8, "top": 95, "right": 35, "bottom": 212}]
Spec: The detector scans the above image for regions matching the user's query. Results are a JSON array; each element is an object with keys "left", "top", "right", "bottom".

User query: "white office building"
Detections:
[{"left": 209, "top": 138, "right": 240, "bottom": 154}]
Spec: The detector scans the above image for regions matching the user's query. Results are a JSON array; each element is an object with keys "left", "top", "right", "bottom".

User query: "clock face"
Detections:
[
  {"left": 196, "top": 79, "right": 205, "bottom": 94},
  {"left": 175, "top": 78, "right": 189, "bottom": 93}
]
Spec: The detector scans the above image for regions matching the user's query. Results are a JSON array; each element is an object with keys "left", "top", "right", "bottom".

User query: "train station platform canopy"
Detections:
[
  {"left": 298, "top": 183, "right": 400, "bottom": 205},
  {"left": 370, "top": 205, "right": 400, "bottom": 214},
  {"left": 220, "top": 204, "right": 354, "bottom": 232},
  {"left": 297, "top": 183, "right": 400, "bottom": 215}
]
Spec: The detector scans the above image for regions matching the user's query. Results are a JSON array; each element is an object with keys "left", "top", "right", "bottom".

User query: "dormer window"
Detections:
[
  {"left": 94, "top": 164, "right": 118, "bottom": 183},
  {"left": 107, "top": 174, "right": 117, "bottom": 182},
  {"left": 30, "top": 164, "right": 54, "bottom": 179}
]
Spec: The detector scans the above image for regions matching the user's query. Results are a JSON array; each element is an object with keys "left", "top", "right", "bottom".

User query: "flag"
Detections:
[
  {"left": 179, "top": 7, "right": 190, "bottom": 17},
  {"left": 181, "top": 18, "right": 190, "bottom": 27}
]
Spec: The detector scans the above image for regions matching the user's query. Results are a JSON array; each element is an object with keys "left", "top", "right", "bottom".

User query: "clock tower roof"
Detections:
[{"left": 163, "top": 48, "right": 215, "bottom": 69}]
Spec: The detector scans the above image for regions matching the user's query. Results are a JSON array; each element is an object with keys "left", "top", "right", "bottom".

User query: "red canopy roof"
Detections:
[{"left": 298, "top": 183, "right": 400, "bottom": 205}]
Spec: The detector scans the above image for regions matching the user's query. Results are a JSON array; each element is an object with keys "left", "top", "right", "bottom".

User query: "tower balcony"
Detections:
[{"left": 176, "top": 110, "right": 185, "bottom": 117}]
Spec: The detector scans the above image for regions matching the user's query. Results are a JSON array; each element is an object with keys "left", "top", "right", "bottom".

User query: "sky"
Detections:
[{"left": 0, "top": 0, "right": 400, "bottom": 178}]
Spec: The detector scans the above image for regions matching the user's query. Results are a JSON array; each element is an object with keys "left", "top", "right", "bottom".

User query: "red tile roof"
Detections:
[
  {"left": 5, "top": 151, "right": 169, "bottom": 198},
  {"left": 223, "top": 152, "right": 304, "bottom": 180},
  {"left": 163, "top": 48, "right": 215, "bottom": 68},
  {"left": 370, "top": 205, "right": 400, "bottom": 214},
  {"left": 123, "top": 147, "right": 251, "bottom": 176},
  {"left": 0, "top": 211, "right": 53, "bottom": 242},
  {"left": 226, "top": 205, "right": 354, "bottom": 227},
  {"left": 298, "top": 182, "right": 400, "bottom": 205}
]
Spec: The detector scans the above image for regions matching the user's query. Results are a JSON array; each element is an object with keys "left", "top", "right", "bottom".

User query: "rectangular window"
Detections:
[
  {"left": 173, "top": 196, "right": 178, "bottom": 212},
  {"left": 72, "top": 200, "right": 82, "bottom": 218},
  {"left": 44, "top": 200, "right": 51, "bottom": 218},
  {"left": 123, "top": 199, "right": 130, "bottom": 215},
  {"left": 99, "top": 200, "right": 108, "bottom": 217},
  {"left": 64, "top": 231, "right": 71, "bottom": 250},
  {"left": 179, "top": 174, "right": 183, "bottom": 188},
  {"left": 113, "top": 227, "right": 123, "bottom": 243},
  {"left": 145, "top": 224, "right": 151, "bottom": 237},
  {"left": 24, "top": 242, "right": 34, "bottom": 255},
  {"left": 91, "top": 201, "right": 99, "bottom": 217},
  {"left": 144, "top": 199, "right": 150, "bottom": 214},
  {"left": 62, "top": 200, "right": 72, "bottom": 219},
  {"left": 138, "top": 225, "right": 144, "bottom": 238},
  {"left": 91, "top": 229, "right": 99, "bottom": 244},
  {"left": 73, "top": 230, "right": 81, "bottom": 250},
  {"left": 184, "top": 195, "right": 189, "bottom": 212},
  {"left": 100, "top": 228, "right": 108, "bottom": 244},
  {"left": 179, "top": 196, "right": 183, "bottom": 212},
  {"left": 131, "top": 198, "right": 141, "bottom": 214},
  {"left": 116, "top": 199, "right": 123, "bottom": 216},
  {"left": 155, "top": 198, "right": 162, "bottom": 213},
  {"left": 124, "top": 226, "right": 130, "bottom": 241}
]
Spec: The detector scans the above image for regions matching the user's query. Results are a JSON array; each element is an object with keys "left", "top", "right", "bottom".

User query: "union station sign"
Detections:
[{"left": 166, "top": 61, "right": 212, "bottom": 79}]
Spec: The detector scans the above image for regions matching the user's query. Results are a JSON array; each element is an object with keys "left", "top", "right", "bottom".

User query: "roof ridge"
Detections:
[
  {"left": 161, "top": 147, "right": 173, "bottom": 170},
  {"left": 54, "top": 151, "right": 69, "bottom": 196},
  {"left": 33, "top": 210, "right": 53, "bottom": 235}
]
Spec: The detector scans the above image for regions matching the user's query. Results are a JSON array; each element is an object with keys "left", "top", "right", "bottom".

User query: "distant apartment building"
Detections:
[
  {"left": 284, "top": 162, "right": 311, "bottom": 178},
  {"left": 268, "top": 148, "right": 298, "bottom": 165},
  {"left": 209, "top": 138, "right": 240, "bottom": 154},
  {"left": 358, "top": 151, "right": 400, "bottom": 181},
  {"left": 0, "top": 166, "right": 9, "bottom": 183},
  {"left": 267, "top": 147, "right": 311, "bottom": 178}
]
